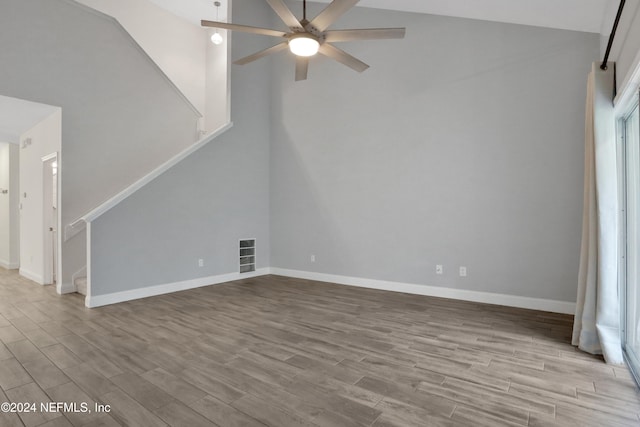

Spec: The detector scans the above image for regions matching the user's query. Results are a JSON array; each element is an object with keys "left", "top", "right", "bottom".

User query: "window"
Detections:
[{"left": 622, "top": 96, "right": 640, "bottom": 382}]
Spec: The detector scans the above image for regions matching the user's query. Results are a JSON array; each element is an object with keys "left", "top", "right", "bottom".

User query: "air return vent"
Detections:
[{"left": 239, "top": 239, "right": 256, "bottom": 273}]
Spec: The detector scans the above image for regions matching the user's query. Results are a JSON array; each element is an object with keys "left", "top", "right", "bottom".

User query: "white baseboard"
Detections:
[
  {"left": 19, "top": 268, "right": 45, "bottom": 285},
  {"left": 269, "top": 268, "right": 576, "bottom": 315},
  {"left": 82, "top": 266, "right": 576, "bottom": 314},
  {"left": 0, "top": 259, "right": 19, "bottom": 270},
  {"left": 86, "top": 268, "right": 270, "bottom": 308},
  {"left": 58, "top": 282, "right": 77, "bottom": 295}
]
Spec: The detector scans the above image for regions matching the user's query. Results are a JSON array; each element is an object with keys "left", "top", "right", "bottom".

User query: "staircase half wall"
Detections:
[{"left": 85, "top": 0, "right": 274, "bottom": 307}]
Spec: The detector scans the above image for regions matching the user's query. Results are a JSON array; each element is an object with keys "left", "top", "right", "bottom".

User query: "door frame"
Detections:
[
  {"left": 619, "top": 92, "right": 640, "bottom": 387},
  {"left": 41, "top": 152, "right": 61, "bottom": 287}
]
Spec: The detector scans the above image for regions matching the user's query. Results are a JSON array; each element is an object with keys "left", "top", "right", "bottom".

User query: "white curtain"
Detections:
[{"left": 572, "top": 63, "right": 623, "bottom": 365}]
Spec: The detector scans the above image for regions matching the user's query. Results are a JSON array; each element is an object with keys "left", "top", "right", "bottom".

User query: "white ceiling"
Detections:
[
  {"left": 0, "top": 96, "right": 60, "bottom": 144},
  {"left": 147, "top": 0, "right": 618, "bottom": 34},
  {"left": 148, "top": 0, "right": 228, "bottom": 25},
  {"left": 310, "top": 0, "right": 617, "bottom": 34}
]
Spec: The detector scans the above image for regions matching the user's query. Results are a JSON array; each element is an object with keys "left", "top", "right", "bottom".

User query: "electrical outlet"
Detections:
[
  {"left": 310, "top": 254, "right": 316, "bottom": 263},
  {"left": 198, "top": 258, "right": 204, "bottom": 267},
  {"left": 436, "top": 264, "right": 443, "bottom": 275},
  {"left": 459, "top": 266, "right": 467, "bottom": 277}
]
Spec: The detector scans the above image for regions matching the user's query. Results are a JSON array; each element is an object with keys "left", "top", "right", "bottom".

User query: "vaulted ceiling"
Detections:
[
  {"left": 148, "top": 0, "right": 618, "bottom": 34},
  {"left": 315, "top": 0, "right": 617, "bottom": 34},
  {"left": 148, "top": 0, "right": 228, "bottom": 26}
]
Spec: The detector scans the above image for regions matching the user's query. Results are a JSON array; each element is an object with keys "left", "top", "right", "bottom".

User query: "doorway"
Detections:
[
  {"left": 42, "top": 153, "right": 58, "bottom": 285},
  {"left": 0, "top": 94, "right": 61, "bottom": 287}
]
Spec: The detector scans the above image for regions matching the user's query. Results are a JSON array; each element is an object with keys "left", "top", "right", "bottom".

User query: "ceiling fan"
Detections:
[{"left": 201, "top": 0, "right": 406, "bottom": 81}]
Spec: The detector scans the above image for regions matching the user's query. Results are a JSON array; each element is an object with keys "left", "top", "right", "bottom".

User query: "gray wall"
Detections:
[
  {"left": 0, "top": 0, "right": 200, "bottom": 286},
  {"left": 90, "top": 0, "right": 272, "bottom": 295},
  {"left": 270, "top": 4, "right": 600, "bottom": 302},
  {"left": 89, "top": 1, "right": 599, "bottom": 303}
]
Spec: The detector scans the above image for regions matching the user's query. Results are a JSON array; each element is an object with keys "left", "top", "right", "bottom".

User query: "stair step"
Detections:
[{"left": 74, "top": 276, "right": 87, "bottom": 296}]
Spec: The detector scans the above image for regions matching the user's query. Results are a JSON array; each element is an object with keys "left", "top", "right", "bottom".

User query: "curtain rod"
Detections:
[{"left": 601, "top": 0, "right": 626, "bottom": 70}]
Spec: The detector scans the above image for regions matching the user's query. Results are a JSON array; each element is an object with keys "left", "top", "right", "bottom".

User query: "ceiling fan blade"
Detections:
[
  {"left": 201, "top": 20, "right": 287, "bottom": 38},
  {"left": 265, "top": 0, "right": 303, "bottom": 30},
  {"left": 295, "top": 57, "right": 309, "bottom": 81},
  {"left": 325, "top": 28, "right": 406, "bottom": 42},
  {"left": 234, "top": 42, "right": 289, "bottom": 65},
  {"left": 318, "top": 43, "right": 369, "bottom": 73},
  {"left": 310, "top": 0, "right": 360, "bottom": 32}
]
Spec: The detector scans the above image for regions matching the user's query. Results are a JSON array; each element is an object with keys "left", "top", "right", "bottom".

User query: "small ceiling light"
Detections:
[
  {"left": 211, "top": 1, "right": 223, "bottom": 45},
  {"left": 211, "top": 32, "right": 223, "bottom": 45},
  {"left": 289, "top": 34, "right": 319, "bottom": 57}
]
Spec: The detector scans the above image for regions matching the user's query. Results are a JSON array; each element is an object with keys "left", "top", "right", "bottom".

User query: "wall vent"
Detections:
[{"left": 239, "top": 239, "right": 256, "bottom": 273}]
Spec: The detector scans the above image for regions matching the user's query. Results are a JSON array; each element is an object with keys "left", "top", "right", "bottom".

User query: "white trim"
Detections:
[
  {"left": 64, "top": 220, "right": 85, "bottom": 242},
  {"left": 85, "top": 222, "right": 92, "bottom": 306},
  {"left": 86, "top": 268, "right": 269, "bottom": 308},
  {"left": 615, "top": 49, "right": 640, "bottom": 117},
  {"left": 269, "top": 268, "right": 576, "bottom": 314},
  {"left": 40, "top": 152, "right": 57, "bottom": 162},
  {"left": 59, "top": 282, "right": 76, "bottom": 294},
  {"left": 0, "top": 259, "right": 19, "bottom": 270},
  {"left": 225, "top": 0, "right": 232, "bottom": 126},
  {"left": 55, "top": 151, "right": 63, "bottom": 293},
  {"left": 42, "top": 152, "right": 58, "bottom": 286},
  {"left": 80, "top": 122, "right": 233, "bottom": 223},
  {"left": 19, "top": 268, "right": 45, "bottom": 285},
  {"left": 80, "top": 266, "right": 575, "bottom": 313}
]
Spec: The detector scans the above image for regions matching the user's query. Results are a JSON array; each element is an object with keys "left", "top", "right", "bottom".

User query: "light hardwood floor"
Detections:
[{"left": 0, "top": 268, "right": 639, "bottom": 426}]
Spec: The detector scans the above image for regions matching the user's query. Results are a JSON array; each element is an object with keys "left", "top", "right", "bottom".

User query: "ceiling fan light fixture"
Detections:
[{"left": 288, "top": 34, "right": 319, "bottom": 57}]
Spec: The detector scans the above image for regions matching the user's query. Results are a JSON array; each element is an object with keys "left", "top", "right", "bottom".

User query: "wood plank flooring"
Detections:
[{"left": 0, "top": 267, "right": 639, "bottom": 426}]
